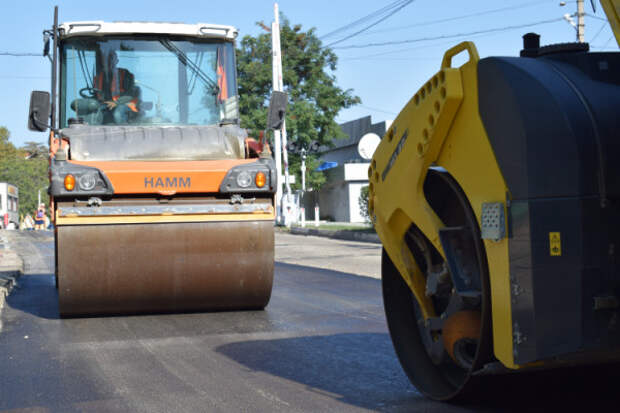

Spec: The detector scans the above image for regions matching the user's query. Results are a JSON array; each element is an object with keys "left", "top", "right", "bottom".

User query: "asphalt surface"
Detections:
[
  {"left": 1, "top": 230, "right": 619, "bottom": 412},
  {"left": 275, "top": 232, "right": 381, "bottom": 279},
  {"left": 0, "top": 230, "right": 431, "bottom": 412}
]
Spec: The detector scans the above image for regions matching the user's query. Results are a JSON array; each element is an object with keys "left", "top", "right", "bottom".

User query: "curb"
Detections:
[
  {"left": 285, "top": 226, "right": 381, "bottom": 244},
  {"left": 0, "top": 232, "right": 24, "bottom": 327}
]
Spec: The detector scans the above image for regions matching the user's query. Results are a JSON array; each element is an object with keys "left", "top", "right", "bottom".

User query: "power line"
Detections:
[
  {"left": 341, "top": 31, "right": 496, "bottom": 61},
  {"left": 362, "top": 0, "right": 543, "bottom": 36},
  {"left": 325, "top": 0, "right": 415, "bottom": 47},
  {"left": 601, "top": 35, "right": 617, "bottom": 49},
  {"left": 0, "top": 75, "right": 49, "bottom": 79},
  {"left": 342, "top": 55, "right": 439, "bottom": 61},
  {"left": 589, "top": 21, "right": 608, "bottom": 43},
  {"left": 320, "top": 0, "right": 412, "bottom": 40},
  {"left": 0, "top": 52, "right": 41, "bottom": 57},
  {"left": 333, "top": 17, "right": 565, "bottom": 49},
  {"left": 357, "top": 104, "right": 398, "bottom": 115},
  {"left": 585, "top": 13, "right": 608, "bottom": 22}
]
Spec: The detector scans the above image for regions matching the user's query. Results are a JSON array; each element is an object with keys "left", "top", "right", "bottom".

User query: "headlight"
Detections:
[
  {"left": 236, "top": 171, "right": 252, "bottom": 188},
  {"left": 218, "top": 159, "right": 276, "bottom": 193},
  {"left": 78, "top": 173, "right": 97, "bottom": 191}
]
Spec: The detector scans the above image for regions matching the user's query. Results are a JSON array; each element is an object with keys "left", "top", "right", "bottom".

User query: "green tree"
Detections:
[
  {"left": 22, "top": 141, "right": 49, "bottom": 159},
  {"left": 0, "top": 127, "right": 49, "bottom": 220},
  {"left": 0, "top": 127, "right": 19, "bottom": 162},
  {"left": 236, "top": 16, "right": 360, "bottom": 190},
  {"left": 358, "top": 185, "right": 370, "bottom": 223}
]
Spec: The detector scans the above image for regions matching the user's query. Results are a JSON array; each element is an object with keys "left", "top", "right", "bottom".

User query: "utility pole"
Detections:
[
  {"left": 561, "top": 0, "right": 585, "bottom": 43},
  {"left": 577, "top": 0, "right": 585, "bottom": 43},
  {"left": 271, "top": 2, "right": 292, "bottom": 226},
  {"left": 271, "top": 3, "right": 283, "bottom": 225}
]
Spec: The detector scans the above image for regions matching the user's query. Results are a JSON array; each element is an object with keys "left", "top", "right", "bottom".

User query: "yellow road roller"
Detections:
[
  {"left": 369, "top": 0, "right": 620, "bottom": 401},
  {"left": 28, "top": 8, "right": 284, "bottom": 317}
]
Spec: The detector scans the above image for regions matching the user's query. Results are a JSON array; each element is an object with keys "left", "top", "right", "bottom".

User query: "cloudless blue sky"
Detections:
[{"left": 1, "top": 0, "right": 617, "bottom": 147}]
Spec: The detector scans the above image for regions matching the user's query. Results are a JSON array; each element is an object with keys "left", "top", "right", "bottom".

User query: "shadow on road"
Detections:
[
  {"left": 216, "top": 332, "right": 433, "bottom": 412},
  {"left": 8, "top": 272, "right": 60, "bottom": 320},
  {"left": 217, "top": 333, "right": 620, "bottom": 412},
  {"left": 340, "top": 243, "right": 381, "bottom": 250}
]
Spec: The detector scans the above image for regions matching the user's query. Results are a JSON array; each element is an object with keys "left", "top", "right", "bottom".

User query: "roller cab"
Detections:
[
  {"left": 370, "top": 31, "right": 620, "bottom": 400},
  {"left": 30, "top": 14, "right": 279, "bottom": 317}
]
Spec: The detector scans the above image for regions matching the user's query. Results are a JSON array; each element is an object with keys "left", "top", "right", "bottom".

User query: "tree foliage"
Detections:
[
  {"left": 358, "top": 185, "right": 370, "bottom": 223},
  {"left": 236, "top": 16, "right": 360, "bottom": 190},
  {"left": 0, "top": 127, "right": 49, "bottom": 220},
  {"left": 22, "top": 141, "right": 49, "bottom": 159}
]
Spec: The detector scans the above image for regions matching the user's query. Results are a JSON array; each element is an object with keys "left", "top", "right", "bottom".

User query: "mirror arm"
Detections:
[{"left": 31, "top": 110, "right": 58, "bottom": 134}]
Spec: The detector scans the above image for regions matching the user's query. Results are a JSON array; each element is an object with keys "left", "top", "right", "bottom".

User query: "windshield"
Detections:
[{"left": 60, "top": 36, "right": 238, "bottom": 127}]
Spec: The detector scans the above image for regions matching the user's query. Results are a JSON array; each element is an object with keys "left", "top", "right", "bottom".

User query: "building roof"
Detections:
[
  {"left": 318, "top": 116, "right": 390, "bottom": 166},
  {"left": 331, "top": 116, "right": 388, "bottom": 150}
]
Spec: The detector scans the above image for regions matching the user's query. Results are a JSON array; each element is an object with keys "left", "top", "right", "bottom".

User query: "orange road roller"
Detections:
[{"left": 28, "top": 8, "right": 284, "bottom": 317}]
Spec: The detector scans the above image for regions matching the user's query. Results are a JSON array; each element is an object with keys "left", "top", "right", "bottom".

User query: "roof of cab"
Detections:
[{"left": 58, "top": 21, "right": 238, "bottom": 40}]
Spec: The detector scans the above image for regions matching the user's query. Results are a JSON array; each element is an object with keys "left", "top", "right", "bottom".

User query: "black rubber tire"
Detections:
[{"left": 383, "top": 248, "right": 481, "bottom": 400}]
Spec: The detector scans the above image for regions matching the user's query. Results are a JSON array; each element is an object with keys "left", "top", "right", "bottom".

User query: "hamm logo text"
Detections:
[{"left": 144, "top": 177, "right": 191, "bottom": 188}]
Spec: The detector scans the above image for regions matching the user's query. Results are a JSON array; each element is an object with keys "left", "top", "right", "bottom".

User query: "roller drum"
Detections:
[{"left": 57, "top": 220, "right": 274, "bottom": 316}]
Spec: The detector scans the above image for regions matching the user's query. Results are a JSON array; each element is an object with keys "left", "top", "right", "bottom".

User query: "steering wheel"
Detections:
[{"left": 79, "top": 87, "right": 101, "bottom": 98}]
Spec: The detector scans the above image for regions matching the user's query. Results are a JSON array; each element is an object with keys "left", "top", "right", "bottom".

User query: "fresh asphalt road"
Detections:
[
  {"left": 274, "top": 231, "right": 382, "bottom": 279},
  {"left": 1, "top": 230, "right": 618, "bottom": 412}
]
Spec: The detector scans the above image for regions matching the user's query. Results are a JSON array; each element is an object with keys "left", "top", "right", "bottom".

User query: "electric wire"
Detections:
[
  {"left": 601, "top": 35, "right": 617, "bottom": 49},
  {"left": 0, "top": 75, "right": 49, "bottom": 79},
  {"left": 0, "top": 52, "right": 41, "bottom": 56},
  {"left": 363, "top": 0, "right": 544, "bottom": 36},
  {"left": 325, "top": 0, "right": 415, "bottom": 47},
  {"left": 585, "top": 13, "right": 609, "bottom": 22},
  {"left": 357, "top": 104, "right": 398, "bottom": 115},
  {"left": 340, "top": 31, "right": 498, "bottom": 61},
  {"left": 589, "top": 21, "right": 608, "bottom": 43},
  {"left": 320, "top": 0, "right": 412, "bottom": 40},
  {"left": 333, "top": 17, "right": 565, "bottom": 49}
]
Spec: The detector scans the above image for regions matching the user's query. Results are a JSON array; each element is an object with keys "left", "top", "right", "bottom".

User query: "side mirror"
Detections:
[
  {"left": 28, "top": 91, "right": 51, "bottom": 132},
  {"left": 266, "top": 91, "right": 287, "bottom": 130}
]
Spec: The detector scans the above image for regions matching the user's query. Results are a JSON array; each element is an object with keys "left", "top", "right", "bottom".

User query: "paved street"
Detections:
[
  {"left": 275, "top": 231, "right": 382, "bottom": 279},
  {"left": 0, "top": 230, "right": 433, "bottom": 413},
  {"left": 1, "top": 230, "right": 618, "bottom": 412}
]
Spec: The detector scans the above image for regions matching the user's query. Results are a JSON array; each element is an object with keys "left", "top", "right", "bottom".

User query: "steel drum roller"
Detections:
[{"left": 57, "top": 220, "right": 274, "bottom": 316}]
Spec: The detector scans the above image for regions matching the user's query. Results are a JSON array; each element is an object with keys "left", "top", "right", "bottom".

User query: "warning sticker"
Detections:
[{"left": 549, "top": 232, "right": 561, "bottom": 256}]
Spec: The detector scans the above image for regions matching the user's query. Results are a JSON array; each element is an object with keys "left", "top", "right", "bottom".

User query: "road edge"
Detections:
[
  {"left": 282, "top": 226, "right": 381, "bottom": 244},
  {"left": 0, "top": 231, "right": 24, "bottom": 331}
]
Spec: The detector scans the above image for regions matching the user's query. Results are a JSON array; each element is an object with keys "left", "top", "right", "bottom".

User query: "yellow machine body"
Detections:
[
  {"left": 369, "top": 42, "right": 516, "bottom": 368},
  {"left": 371, "top": 3, "right": 620, "bottom": 400}
]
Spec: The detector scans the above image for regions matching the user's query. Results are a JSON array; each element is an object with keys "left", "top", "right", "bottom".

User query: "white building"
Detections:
[
  {"left": 0, "top": 182, "right": 19, "bottom": 229},
  {"left": 303, "top": 116, "right": 391, "bottom": 223}
]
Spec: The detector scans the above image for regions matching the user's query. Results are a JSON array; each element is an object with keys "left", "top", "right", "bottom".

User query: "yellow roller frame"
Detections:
[
  {"left": 370, "top": 42, "right": 518, "bottom": 368},
  {"left": 601, "top": 0, "right": 620, "bottom": 47}
]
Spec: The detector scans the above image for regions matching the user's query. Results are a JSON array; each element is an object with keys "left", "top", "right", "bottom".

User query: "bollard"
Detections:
[{"left": 314, "top": 204, "right": 319, "bottom": 227}]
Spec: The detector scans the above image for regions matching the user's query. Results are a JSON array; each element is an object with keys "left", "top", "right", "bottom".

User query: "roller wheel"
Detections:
[{"left": 382, "top": 170, "right": 492, "bottom": 401}]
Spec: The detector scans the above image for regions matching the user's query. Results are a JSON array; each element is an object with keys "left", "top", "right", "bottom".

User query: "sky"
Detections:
[{"left": 1, "top": 0, "right": 618, "bottom": 147}]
